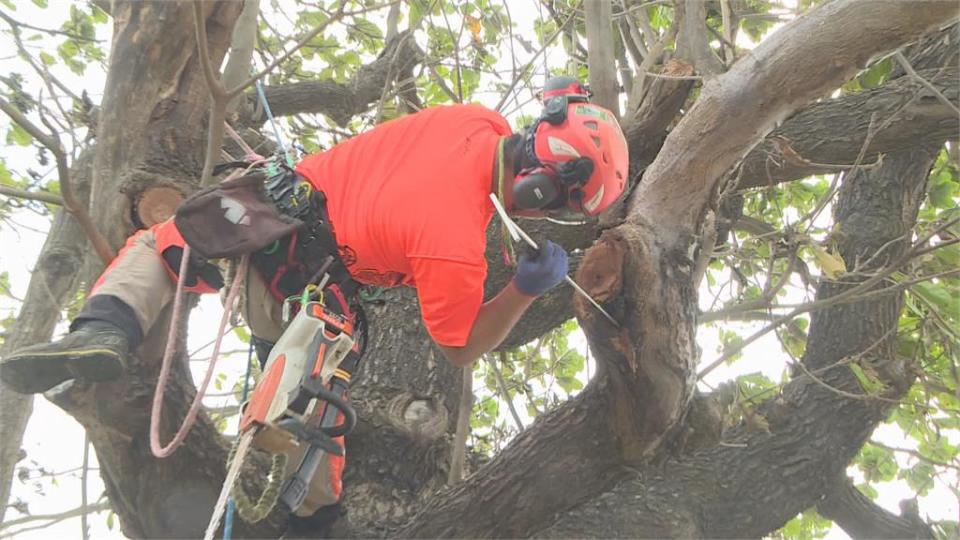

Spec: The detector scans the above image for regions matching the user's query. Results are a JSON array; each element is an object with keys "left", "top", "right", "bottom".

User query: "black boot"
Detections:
[{"left": 0, "top": 321, "right": 131, "bottom": 394}]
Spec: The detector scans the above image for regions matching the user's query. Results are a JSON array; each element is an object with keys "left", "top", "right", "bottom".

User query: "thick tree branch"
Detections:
[
  {"left": 585, "top": 0, "right": 620, "bottom": 115},
  {"left": 222, "top": 0, "right": 260, "bottom": 113},
  {"left": 632, "top": 0, "right": 957, "bottom": 237},
  {"left": 0, "top": 185, "right": 64, "bottom": 206},
  {"left": 0, "top": 150, "right": 93, "bottom": 524},
  {"left": 816, "top": 475, "right": 935, "bottom": 539},
  {"left": 739, "top": 66, "right": 959, "bottom": 190},
  {"left": 0, "top": 500, "right": 111, "bottom": 531},
  {"left": 247, "top": 30, "right": 423, "bottom": 127},
  {"left": 675, "top": 0, "right": 724, "bottom": 75},
  {"left": 540, "top": 144, "right": 940, "bottom": 540},
  {"left": 893, "top": 50, "right": 960, "bottom": 116},
  {"left": 565, "top": 0, "right": 956, "bottom": 513}
]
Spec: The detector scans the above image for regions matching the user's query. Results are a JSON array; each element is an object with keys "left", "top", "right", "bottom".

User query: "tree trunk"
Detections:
[
  {"left": 535, "top": 145, "right": 938, "bottom": 539},
  {"left": 0, "top": 153, "right": 94, "bottom": 523}
]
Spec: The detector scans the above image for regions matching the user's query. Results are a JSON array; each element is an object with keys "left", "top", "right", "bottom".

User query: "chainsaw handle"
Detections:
[{"left": 315, "top": 384, "right": 357, "bottom": 438}]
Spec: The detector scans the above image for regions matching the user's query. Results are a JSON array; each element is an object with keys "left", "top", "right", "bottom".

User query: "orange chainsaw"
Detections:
[{"left": 239, "top": 293, "right": 362, "bottom": 513}]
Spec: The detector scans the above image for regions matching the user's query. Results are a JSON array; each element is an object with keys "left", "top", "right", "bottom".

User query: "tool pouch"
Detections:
[{"left": 174, "top": 171, "right": 302, "bottom": 259}]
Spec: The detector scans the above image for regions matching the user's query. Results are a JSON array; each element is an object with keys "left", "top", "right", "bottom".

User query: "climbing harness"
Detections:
[{"left": 152, "top": 64, "right": 369, "bottom": 537}]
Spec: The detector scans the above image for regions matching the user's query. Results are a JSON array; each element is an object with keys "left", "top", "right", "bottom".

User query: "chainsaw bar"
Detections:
[{"left": 204, "top": 428, "right": 257, "bottom": 540}]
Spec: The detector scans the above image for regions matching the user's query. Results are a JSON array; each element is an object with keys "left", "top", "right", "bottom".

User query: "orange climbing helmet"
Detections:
[{"left": 512, "top": 77, "right": 629, "bottom": 216}]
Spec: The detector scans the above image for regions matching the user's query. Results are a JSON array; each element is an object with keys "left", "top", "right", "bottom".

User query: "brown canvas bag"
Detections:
[{"left": 174, "top": 172, "right": 302, "bottom": 259}]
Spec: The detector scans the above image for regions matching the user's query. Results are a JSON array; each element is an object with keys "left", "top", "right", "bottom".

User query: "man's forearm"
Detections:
[{"left": 439, "top": 282, "right": 536, "bottom": 367}]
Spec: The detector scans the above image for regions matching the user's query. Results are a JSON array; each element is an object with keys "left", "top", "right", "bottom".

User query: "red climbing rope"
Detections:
[{"left": 150, "top": 246, "right": 249, "bottom": 458}]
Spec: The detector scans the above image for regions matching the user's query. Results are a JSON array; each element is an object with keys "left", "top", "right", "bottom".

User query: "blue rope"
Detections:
[
  {"left": 223, "top": 341, "right": 255, "bottom": 540},
  {"left": 255, "top": 78, "right": 290, "bottom": 163}
]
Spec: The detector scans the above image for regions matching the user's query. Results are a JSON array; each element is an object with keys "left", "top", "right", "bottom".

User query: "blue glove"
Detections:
[{"left": 512, "top": 240, "right": 569, "bottom": 297}]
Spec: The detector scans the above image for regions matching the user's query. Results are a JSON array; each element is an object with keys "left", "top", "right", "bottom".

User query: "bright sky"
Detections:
[{"left": 0, "top": 1, "right": 955, "bottom": 539}]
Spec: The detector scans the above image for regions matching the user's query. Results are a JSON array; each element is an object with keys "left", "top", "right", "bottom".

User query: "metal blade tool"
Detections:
[{"left": 489, "top": 194, "right": 619, "bottom": 327}]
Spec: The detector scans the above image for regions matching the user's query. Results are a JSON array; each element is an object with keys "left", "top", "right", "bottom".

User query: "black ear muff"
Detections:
[
  {"left": 514, "top": 168, "right": 561, "bottom": 210},
  {"left": 542, "top": 97, "right": 568, "bottom": 125},
  {"left": 557, "top": 158, "right": 594, "bottom": 188}
]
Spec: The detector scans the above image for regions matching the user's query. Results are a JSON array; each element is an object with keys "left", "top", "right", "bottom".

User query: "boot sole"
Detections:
[{"left": 0, "top": 347, "right": 124, "bottom": 394}]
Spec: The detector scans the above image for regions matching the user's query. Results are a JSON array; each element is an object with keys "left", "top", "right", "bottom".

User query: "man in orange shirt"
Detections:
[
  {"left": 2, "top": 79, "right": 627, "bottom": 385},
  {"left": 0, "top": 78, "right": 628, "bottom": 531}
]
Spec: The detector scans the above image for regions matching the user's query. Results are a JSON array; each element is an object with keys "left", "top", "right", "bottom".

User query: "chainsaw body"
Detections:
[{"left": 240, "top": 301, "right": 355, "bottom": 452}]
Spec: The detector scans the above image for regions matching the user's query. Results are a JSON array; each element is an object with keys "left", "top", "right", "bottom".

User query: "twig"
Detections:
[
  {"left": 0, "top": 97, "right": 114, "bottom": 264},
  {"left": 494, "top": 1, "right": 583, "bottom": 112},
  {"left": 0, "top": 185, "right": 64, "bottom": 205},
  {"left": 492, "top": 352, "right": 525, "bottom": 431},
  {"left": 192, "top": 1, "right": 228, "bottom": 187},
  {"left": 0, "top": 9, "right": 102, "bottom": 43},
  {"left": 618, "top": 0, "right": 648, "bottom": 61},
  {"left": 627, "top": 7, "right": 680, "bottom": 110},
  {"left": 700, "top": 248, "right": 797, "bottom": 322},
  {"left": 870, "top": 440, "right": 960, "bottom": 471},
  {"left": 0, "top": 10, "right": 83, "bottom": 105},
  {"left": 227, "top": 2, "right": 399, "bottom": 99},
  {"left": 0, "top": 500, "right": 110, "bottom": 531},
  {"left": 643, "top": 71, "right": 703, "bottom": 80},
  {"left": 424, "top": 61, "right": 461, "bottom": 103},
  {"left": 80, "top": 436, "right": 90, "bottom": 540},
  {"left": 698, "top": 234, "right": 957, "bottom": 379},
  {"left": 438, "top": 5, "right": 464, "bottom": 103},
  {"left": 447, "top": 363, "right": 474, "bottom": 485},
  {"left": 894, "top": 51, "right": 960, "bottom": 117}
]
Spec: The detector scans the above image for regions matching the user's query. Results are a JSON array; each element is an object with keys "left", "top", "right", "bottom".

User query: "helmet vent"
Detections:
[
  {"left": 591, "top": 136, "right": 602, "bottom": 149},
  {"left": 584, "top": 120, "right": 599, "bottom": 131}
]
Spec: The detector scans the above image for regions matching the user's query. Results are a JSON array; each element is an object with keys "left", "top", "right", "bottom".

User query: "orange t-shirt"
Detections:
[{"left": 296, "top": 104, "right": 512, "bottom": 346}]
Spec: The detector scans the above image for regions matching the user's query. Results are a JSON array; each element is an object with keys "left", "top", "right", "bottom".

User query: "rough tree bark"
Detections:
[{"left": 536, "top": 145, "right": 939, "bottom": 539}]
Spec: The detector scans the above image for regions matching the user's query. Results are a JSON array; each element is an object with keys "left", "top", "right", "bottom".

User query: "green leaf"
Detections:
[
  {"left": 900, "top": 461, "right": 936, "bottom": 495},
  {"left": 860, "top": 57, "right": 892, "bottom": 88},
  {"left": 31, "top": 0, "right": 47, "bottom": 7},
  {"left": 352, "top": 17, "right": 383, "bottom": 41},
  {"left": 912, "top": 282, "right": 960, "bottom": 321},
  {"left": 233, "top": 326, "right": 250, "bottom": 343},
  {"left": 6, "top": 124, "right": 33, "bottom": 147},
  {"left": 849, "top": 363, "right": 887, "bottom": 395},
  {"left": 0, "top": 0, "right": 15, "bottom": 9},
  {"left": 856, "top": 443, "right": 898, "bottom": 482},
  {"left": 776, "top": 509, "right": 831, "bottom": 540},
  {"left": 91, "top": 4, "right": 109, "bottom": 24},
  {"left": 39, "top": 52, "right": 56, "bottom": 66},
  {"left": 0, "top": 160, "right": 11, "bottom": 185},
  {"left": 928, "top": 178, "right": 958, "bottom": 209},
  {"left": 106, "top": 512, "right": 115, "bottom": 530}
]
